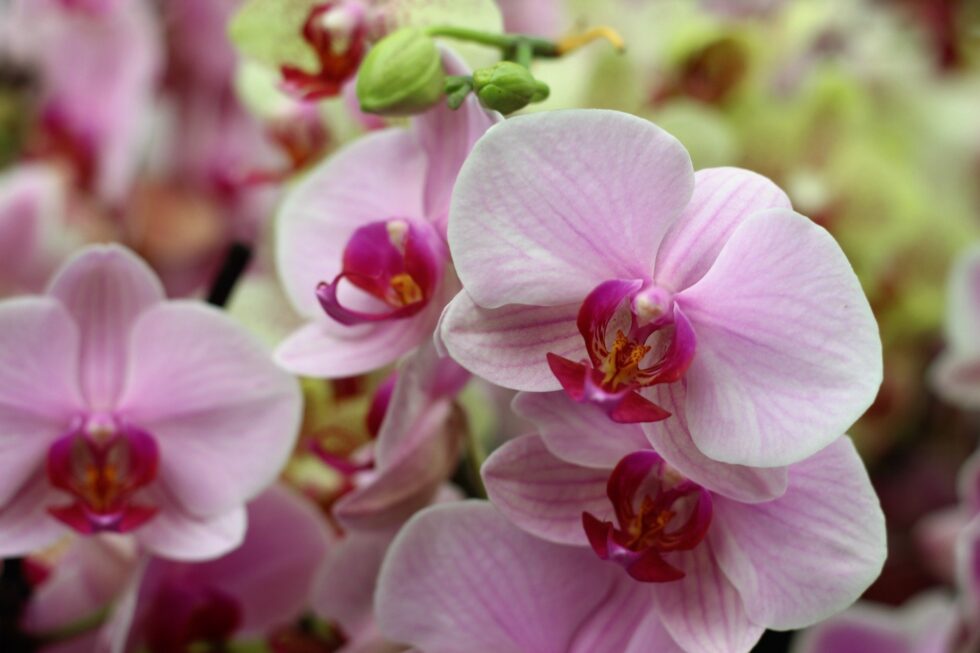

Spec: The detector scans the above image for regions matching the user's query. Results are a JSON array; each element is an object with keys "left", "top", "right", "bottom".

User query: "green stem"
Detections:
[
  {"left": 35, "top": 606, "right": 111, "bottom": 645},
  {"left": 462, "top": 410, "right": 487, "bottom": 499},
  {"left": 423, "top": 26, "right": 559, "bottom": 57},
  {"left": 513, "top": 39, "right": 534, "bottom": 68}
]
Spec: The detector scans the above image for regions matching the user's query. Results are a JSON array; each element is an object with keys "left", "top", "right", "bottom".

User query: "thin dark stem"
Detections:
[{"left": 207, "top": 242, "right": 253, "bottom": 308}]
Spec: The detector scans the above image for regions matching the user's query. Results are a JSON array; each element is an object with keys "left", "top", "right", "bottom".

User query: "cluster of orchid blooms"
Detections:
[{"left": 0, "top": 0, "right": 978, "bottom": 652}]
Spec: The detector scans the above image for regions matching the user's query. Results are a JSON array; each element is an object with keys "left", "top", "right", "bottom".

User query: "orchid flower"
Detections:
[
  {"left": 275, "top": 52, "right": 497, "bottom": 378},
  {"left": 917, "top": 448, "right": 980, "bottom": 583},
  {"left": 376, "top": 501, "right": 683, "bottom": 653},
  {"left": 930, "top": 245, "right": 980, "bottom": 410},
  {"left": 312, "top": 343, "right": 466, "bottom": 648},
  {"left": 102, "top": 485, "right": 331, "bottom": 653},
  {"left": 791, "top": 593, "right": 959, "bottom": 653},
  {"left": 481, "top": 395, "right": 886, "bottom": 653},
  {"left": 230, "top": 0, "right": 502, "bottom": 101},
  {"left": 8, "top": 0, "right": 161, "bottom": 203},
  {"left": 440, "top": 109, "right": 881, "bottom": 467},
  {"left": 0, "top": 245, "right": 301, "bottom": 560}
]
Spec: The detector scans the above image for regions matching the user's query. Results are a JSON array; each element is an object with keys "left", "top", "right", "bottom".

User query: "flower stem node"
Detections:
[
  {"left": 356, "top": 27, "right": 445, "bottom": 117},
  {"left": 472, "top": 61, "right": 549, "bottom": 115}
]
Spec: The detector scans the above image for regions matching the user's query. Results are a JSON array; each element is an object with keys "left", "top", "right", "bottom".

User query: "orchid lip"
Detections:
[
  {"left": 317, "top": 218, "right": 445, "bottom": 326},
  {"left": 583, "top": 450, "right": 712, "bottom": 583},
  {"left": 46, "top": 414, "right": 160, "bottom": 535},
  {"left": 547, "top": 279, "right": 696, "bottom": 423}
]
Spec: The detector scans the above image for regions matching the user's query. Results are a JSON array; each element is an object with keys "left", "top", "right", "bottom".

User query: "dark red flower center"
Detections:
[
  {"left": 280, "top": 1, "right": 368, "bottom": 100},
  {"left": 547, "top": 279, "right": 696, "bottom": 423},
  {"left": 46, "top": 414, "right": 159, "bottom": 534},
  {"left": 583, "top": 450, "right": 712, "bottom": 583}
]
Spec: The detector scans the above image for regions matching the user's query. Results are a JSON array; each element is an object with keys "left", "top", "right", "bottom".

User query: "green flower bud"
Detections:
[
  {"left": 356, "top": 28, "right": 445, "bottom": 117},
  {"left": 472, "top": 62, "right": 550, "bottom": 115}
]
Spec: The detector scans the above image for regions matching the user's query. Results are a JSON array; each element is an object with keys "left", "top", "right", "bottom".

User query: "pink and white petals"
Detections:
[
  {"left": 438, "top": 293, "right": 581, "bottom": 392},
  {"left": 482, "top": 434, "right": 611, "bottom": 546},
  {"left": 376, "top": 501, "right": 677, "bottom": 653},
  {"left": 791, "top": 593, "right": 960, "bottom": 653},
  {"left": 0, "top": 298, "right": 81, "bottom": 507},
  {"left": 512, "top": 392, "right": 650, "bottom": 468},
  {"left": 679, "top": 210, "right": 882, "bottom": 467},
  {"left": 47, "top": 245, "right": 164, "bottom": 411},
  {"left": 643, "top": 384, "right": 789, "bottom": 504},
  {"left": 654, "top": 167, "right": 792, "bottom": 292},
  {"left": 653, "top": 541, "right": 765, "bottom": 653},
  {"left": 0, "top": 474, "right": 69, "bottom": 557},
  {"left": 711, "top": 437, "right": 886, "bottom": 630},
  {"left": 278, "top": 270, "right": 459, "bottom": 378},
  {"left": 117, "top": 301, "right": 302, "bottom": 521},
  {"left": 447, "top": 110, "right": 694, "bottom": 308}
]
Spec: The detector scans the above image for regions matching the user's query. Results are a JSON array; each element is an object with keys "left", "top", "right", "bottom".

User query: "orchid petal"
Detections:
[
  {"left": 643, "top": 384, "right": 789, "bottom": 503},
  {"left": 655, "top": 167, "right": 791, "bottom": 292},
  {"left": 792, "top": 593, "right": 959, "bottom": 653},
  {"left": 314, "top": 530, "right": 391, "bottom": 639},
  {"left": 929, "top": 352, "right": 980, "bottom": 410},
  {"left": 377, "top": 501, "right": 631, "bottom": 653},
  {"left": 118, "top": 302, "right": 301, "bottom": 518},
  {"left": 679, "top": 209, "right": 881, "bottom": 467},
  {"left": 653, "top": 540, "right": 764, "bottom": 653},
  {"left": 448, "top": 110, "right": 694, "bottom": 308},
  {"left": 0, "top": 471, "right": 67, "bottom": 557},
  {"left": 134, "top": 503, "right": 247, "bottom": 562},
  {"left": 276, "top": 278, "right": 452, "bottom": 378},
  {"left": 482, "top": 434, "right": 612, "bottom": 546},
  {"left": 439, "top": 291, "right": 581, "bottom": 391},
  {"left": 47, "top": 245, "right": 163, "bottom": 411},
  {"left": 0, "top": 297, "right": 81, "bottom": 505},
  {"left": 189, "top": 485, "right": 331, "bottom": 634},
  {"left": 512, "top": 392, "right": 649, "bottom": 468},
  {"left": 711, "top": 437, "right": 886, "bottom": 630},
  {"left": 334, "top": 401, "right": 456, "bottom": 531}
]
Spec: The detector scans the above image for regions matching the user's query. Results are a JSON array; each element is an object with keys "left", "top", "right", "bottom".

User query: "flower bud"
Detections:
[
  {"left": 472, "top": 62, "right": 549, "bottom": 114},
  {"left": 356, "top": 27, "right": 445, "bottom": 116}
]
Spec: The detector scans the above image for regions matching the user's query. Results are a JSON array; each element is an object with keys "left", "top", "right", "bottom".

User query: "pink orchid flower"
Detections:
[
  {"left": 103, "top": 484, "right": 331, "bottom": 653},
  {"left": 481, "top": 396, "right": 886, "bottom": 653},
  {"left": 0, "top": 245, "right": 301, "bottom": 560},
  {"left": 440, "top": 109, "right": 881, "bottom": 467},
  {"left": 10, "top": 0, "right": 162, "bottom": 203},
  {"left": 312, "top": 344, "right": 466, "bottom": 649},
  {"left": 791, "top": 593, "right": 960, "bottom": 653},
  {"left": 917, "top": 448, "right": 980, "bottom": 583},
  {"left": 930, "top": 245, "right": 980, "bottom": 410},
  {"left": 275, "top": 53, "right": 498, "bottom": 378},
  {"left": 376, "top": 501, "right": 684, "bottom": 653}
]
